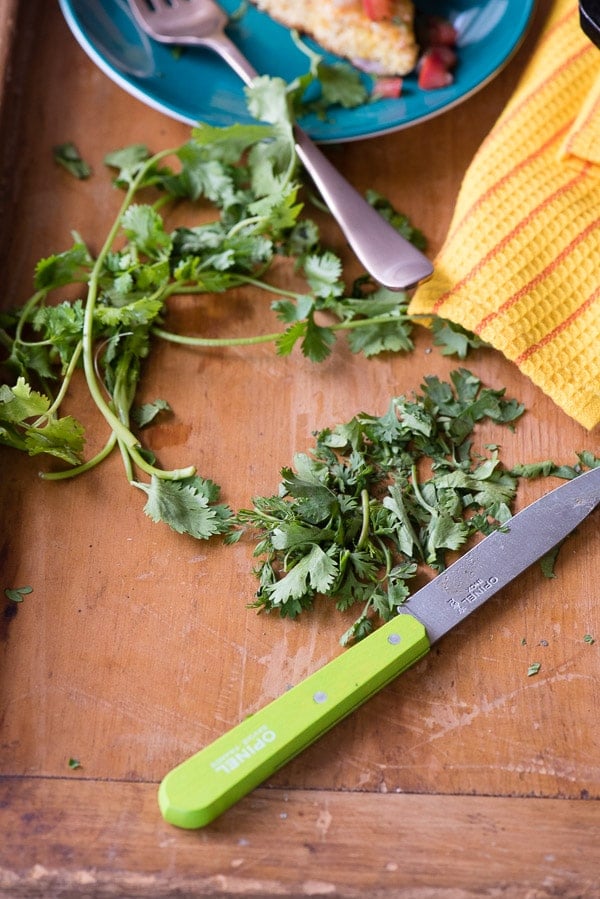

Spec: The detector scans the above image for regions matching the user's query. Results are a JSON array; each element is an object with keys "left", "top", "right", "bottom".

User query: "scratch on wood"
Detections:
[{"left": 315, "top": 807, "right": 332, "bottom": 840}]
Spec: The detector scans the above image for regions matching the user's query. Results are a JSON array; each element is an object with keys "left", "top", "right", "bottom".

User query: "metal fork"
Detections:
[{"left": 127, "top": 0, "right": 433, "bottom": 290}]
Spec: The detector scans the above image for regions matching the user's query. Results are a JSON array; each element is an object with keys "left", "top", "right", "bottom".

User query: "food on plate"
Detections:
[
  {"left": 250, "top": 1, "right": 458, "bottom": 91},
  {"left": 251, "top": 0, "right": 419, "bottom": 76},
  {"left": 416, "top": 15, "right": 458, "bottom": 89}
]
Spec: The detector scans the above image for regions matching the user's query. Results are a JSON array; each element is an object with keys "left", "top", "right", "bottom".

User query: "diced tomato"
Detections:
[
  {"left": 430, "top": 45, "right": 457, "bottom": 69},
  {"left": 371, "top": 76, "right": 403, "bottom": 99},
  {"left": 362, "top": 0, "right": 392, "bottom": 21},
  {"left": 423, "top": 15, "right": 458, "bottom": 47},
  {"left": 418, "top": 48, "right": 454, "bottom": 90}
]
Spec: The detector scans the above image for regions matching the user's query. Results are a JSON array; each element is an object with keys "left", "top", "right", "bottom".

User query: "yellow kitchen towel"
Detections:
[{"left": 409, "top": 0, "right": 600, "bottom": 430}]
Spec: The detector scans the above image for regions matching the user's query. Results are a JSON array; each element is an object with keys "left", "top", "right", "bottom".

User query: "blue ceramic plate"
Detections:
[{"left": 58, "top": 0, "right": 535, "bottom": 143}]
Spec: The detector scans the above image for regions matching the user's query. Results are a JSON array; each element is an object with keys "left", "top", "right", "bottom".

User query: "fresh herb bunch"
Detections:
[
  {"left": 0, "top": 75, "right": 428, "bottom": 539},
  {"left": 236, "top": 370, "right": 599, "bottom": 644}
]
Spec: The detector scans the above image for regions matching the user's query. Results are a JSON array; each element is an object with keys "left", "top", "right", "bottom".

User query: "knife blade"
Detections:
[{"left": 159, "top": 466, "right": 600, "bottom": 828}]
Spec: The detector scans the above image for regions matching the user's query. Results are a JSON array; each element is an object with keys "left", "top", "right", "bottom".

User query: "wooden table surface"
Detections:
[{"left": 1, "top": 1, "right": 599, "bottom": 896}]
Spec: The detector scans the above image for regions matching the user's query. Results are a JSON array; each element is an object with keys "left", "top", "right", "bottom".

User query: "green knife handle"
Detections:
[{"left": 158, "top": 613, "right": 430, "bottom": 829}]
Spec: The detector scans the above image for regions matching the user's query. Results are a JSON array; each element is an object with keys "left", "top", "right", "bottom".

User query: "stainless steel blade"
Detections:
[{"left": 399, "top": 465, "right": 600, "bottom": 643}]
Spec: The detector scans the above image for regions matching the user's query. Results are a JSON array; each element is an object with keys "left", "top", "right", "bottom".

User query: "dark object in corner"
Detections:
[{"left": 580, "top": 0, "right": 600, "bottom": 46}]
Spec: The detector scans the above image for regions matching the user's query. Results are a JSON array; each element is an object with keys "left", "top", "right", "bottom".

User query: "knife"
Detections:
[{"left": 159, "top": 466, "right": 600, "bottom": 828}]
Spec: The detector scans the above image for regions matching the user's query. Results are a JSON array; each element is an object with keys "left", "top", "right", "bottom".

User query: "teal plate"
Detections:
[{"left": 58, "top": 0, "right": 536, "bottom": 143}]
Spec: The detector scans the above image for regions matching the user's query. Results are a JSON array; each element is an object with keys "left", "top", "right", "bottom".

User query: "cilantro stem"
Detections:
[
  {"left": 226, "top": 216, "right": 264, "bottom": 238},
  {"left": 232, "top": 277, "right": 302, "bottom": 300},
  {"left": 153, "top": 313, "right": 413, "bottom": 349},
  {"left": 153, "top": 326, "right": 282, "bottom": 347},
  {"left": 40, "top": 341, "right": 83, "bottom": 420},
  {"left": 40, "top": 431, "right": 118, "bottom": 480},
  {"left": 117, "top": 435, "right": 135, "bottom": 482},
  {"left": 410, "top": 463, "right": 435, "bottom": 514},
  {"left": 82, "top": 273, "right": 138, "bottom": 447},
  {"left": 356, "top": 488, "right": 371, "bottom": 550},
  {"left": 332, "top": 313, "right": 413, "bottom": 331},
  {"left": 78, "top": 146, "right": 198, "bottom": 482},
  {"left": 376, "top": 537, "right": 393, "bottom": 577},
  {"left": 14, "top": 290, "right": 48, "bottom": 344},
  {"left": 128, "top": 444, "right": 195, "bottom": 481},
  {"left": 81, "top": 187, "right": 147, "bottom": 447},
  {"left": 0, "top": 329, "right": 14, "bottom": 351}
]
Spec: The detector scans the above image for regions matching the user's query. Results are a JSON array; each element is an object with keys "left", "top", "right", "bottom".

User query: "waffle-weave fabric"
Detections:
[{"left": 409, "top": 0, "right": 600, "bottom": 429}]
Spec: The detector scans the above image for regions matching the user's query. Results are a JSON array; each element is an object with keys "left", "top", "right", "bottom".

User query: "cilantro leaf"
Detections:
[
  {"left": 104, "top": 144, "right": 153, "bottom": 187},
  {"left": 302, "top": 252, "right": 344, "bottom": 299},
  {"left": 121, "top": 205, "right": 172, "bottom": 259},
  {"left": 301, "top": 316, "right": 336, "bottom": 362},
  {"left": 190, "top": 122, "right": 275, "bottom": 163},
  {"left": 317, "top": 61, "right": 368, "bottom": 109},
  {"left": 0, "top": 378, "right": 50, "bottom": 421},
  {"left": 347, "top": 317, "right": 414, "bottom": 357},
  {"left": 23, "top": 416, "right": 85, "bottom": 464},
  {"left": 276, "top": 320, "right": 308, "bottom": 357},
  {"left": 266, "top": 544, "right": 339, "bottom": 610},
  {"left": 32, "top": 301, "right": 86, "bottom": 367},
  {"left": 424, "top": 510, "right": 470, "bottom": 566},
  {"left": 132, "top": 399, "right": 172, "bottom": 429},
  {"left": 245, "top": 76, "right": 295, "bottom": 131},
  {"left": 34, "top": 243, "right": 93, "bottom": 290},
  {"left": 136, "top": 475, "right": 233, "bottom": 539},
  {"left": 431, "top": 317, "right": 488, "bottom": 358}
]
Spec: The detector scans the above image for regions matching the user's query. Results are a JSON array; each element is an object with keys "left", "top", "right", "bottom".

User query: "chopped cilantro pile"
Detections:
[{"left": 236, "top": 373, "right": 599, "bottom": 643}]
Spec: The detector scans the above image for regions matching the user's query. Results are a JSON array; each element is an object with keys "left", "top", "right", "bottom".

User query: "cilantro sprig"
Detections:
[{"left": 0, "top": 78, "right": 424, "bottom": 539}]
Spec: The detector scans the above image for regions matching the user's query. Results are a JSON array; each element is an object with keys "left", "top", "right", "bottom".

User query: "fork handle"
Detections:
[
  {"left": 210, "top": 33, "right": 433, "bottom": 290},
  {"left": 293, "top": 130, "right": 433, "bottom": 289}
]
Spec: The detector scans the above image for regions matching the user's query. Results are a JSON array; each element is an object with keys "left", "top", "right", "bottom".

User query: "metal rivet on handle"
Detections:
[
  {"left": 387, "top": 633, "right": 401, "bottom": 645},
  {"left": 313, "top": 691, "right": 328, "bottom": 704}
]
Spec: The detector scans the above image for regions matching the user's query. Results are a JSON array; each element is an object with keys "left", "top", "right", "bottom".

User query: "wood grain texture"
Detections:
[
  {"left": 1, "top": 0, "right": 599, "bottom": 895},
  {"left": 1, "top": 779, "right": 600, "bottom": 898}
]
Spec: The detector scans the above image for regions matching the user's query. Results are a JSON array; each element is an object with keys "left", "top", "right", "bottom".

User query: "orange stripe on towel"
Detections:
[
  {"left": 477, "top": 41, "right": 594, "bottom": 153},
  {"left": 444, "top": 122, "right": 571, "bottom": 246},
  {"left": 515, "top": 284, "right": 600, "bottom": 365},
  {"left": 475, "top": 212, "right": 600, "bottom": 333},
  {"left": 431, "top": 164, "right": 593, "bottom": 315}
]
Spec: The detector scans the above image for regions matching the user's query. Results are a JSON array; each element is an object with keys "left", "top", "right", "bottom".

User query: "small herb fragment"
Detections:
[
  {"left": 365, "top": 190, "right": 427, "bottom": 250},
  {"left": 53, "top": 142, "right": 92, "bottom": 180},
  {"left": 68, "top": 757, "right": 82, "bottom": 769},
  {"left": 132, "top": 399, "right": 172, "bottom": 429},
  {"left": 527, "top": 663, "right": 541, "bottom": 677},
  {"left": 4, "top": 586, "right": 33, "bottom": 603},
  {"left": 583, "top": 634, "right": 595, "bottom": 644},
  {"left": 540, "top": 544, "right": 562, "bottom": 579}
]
